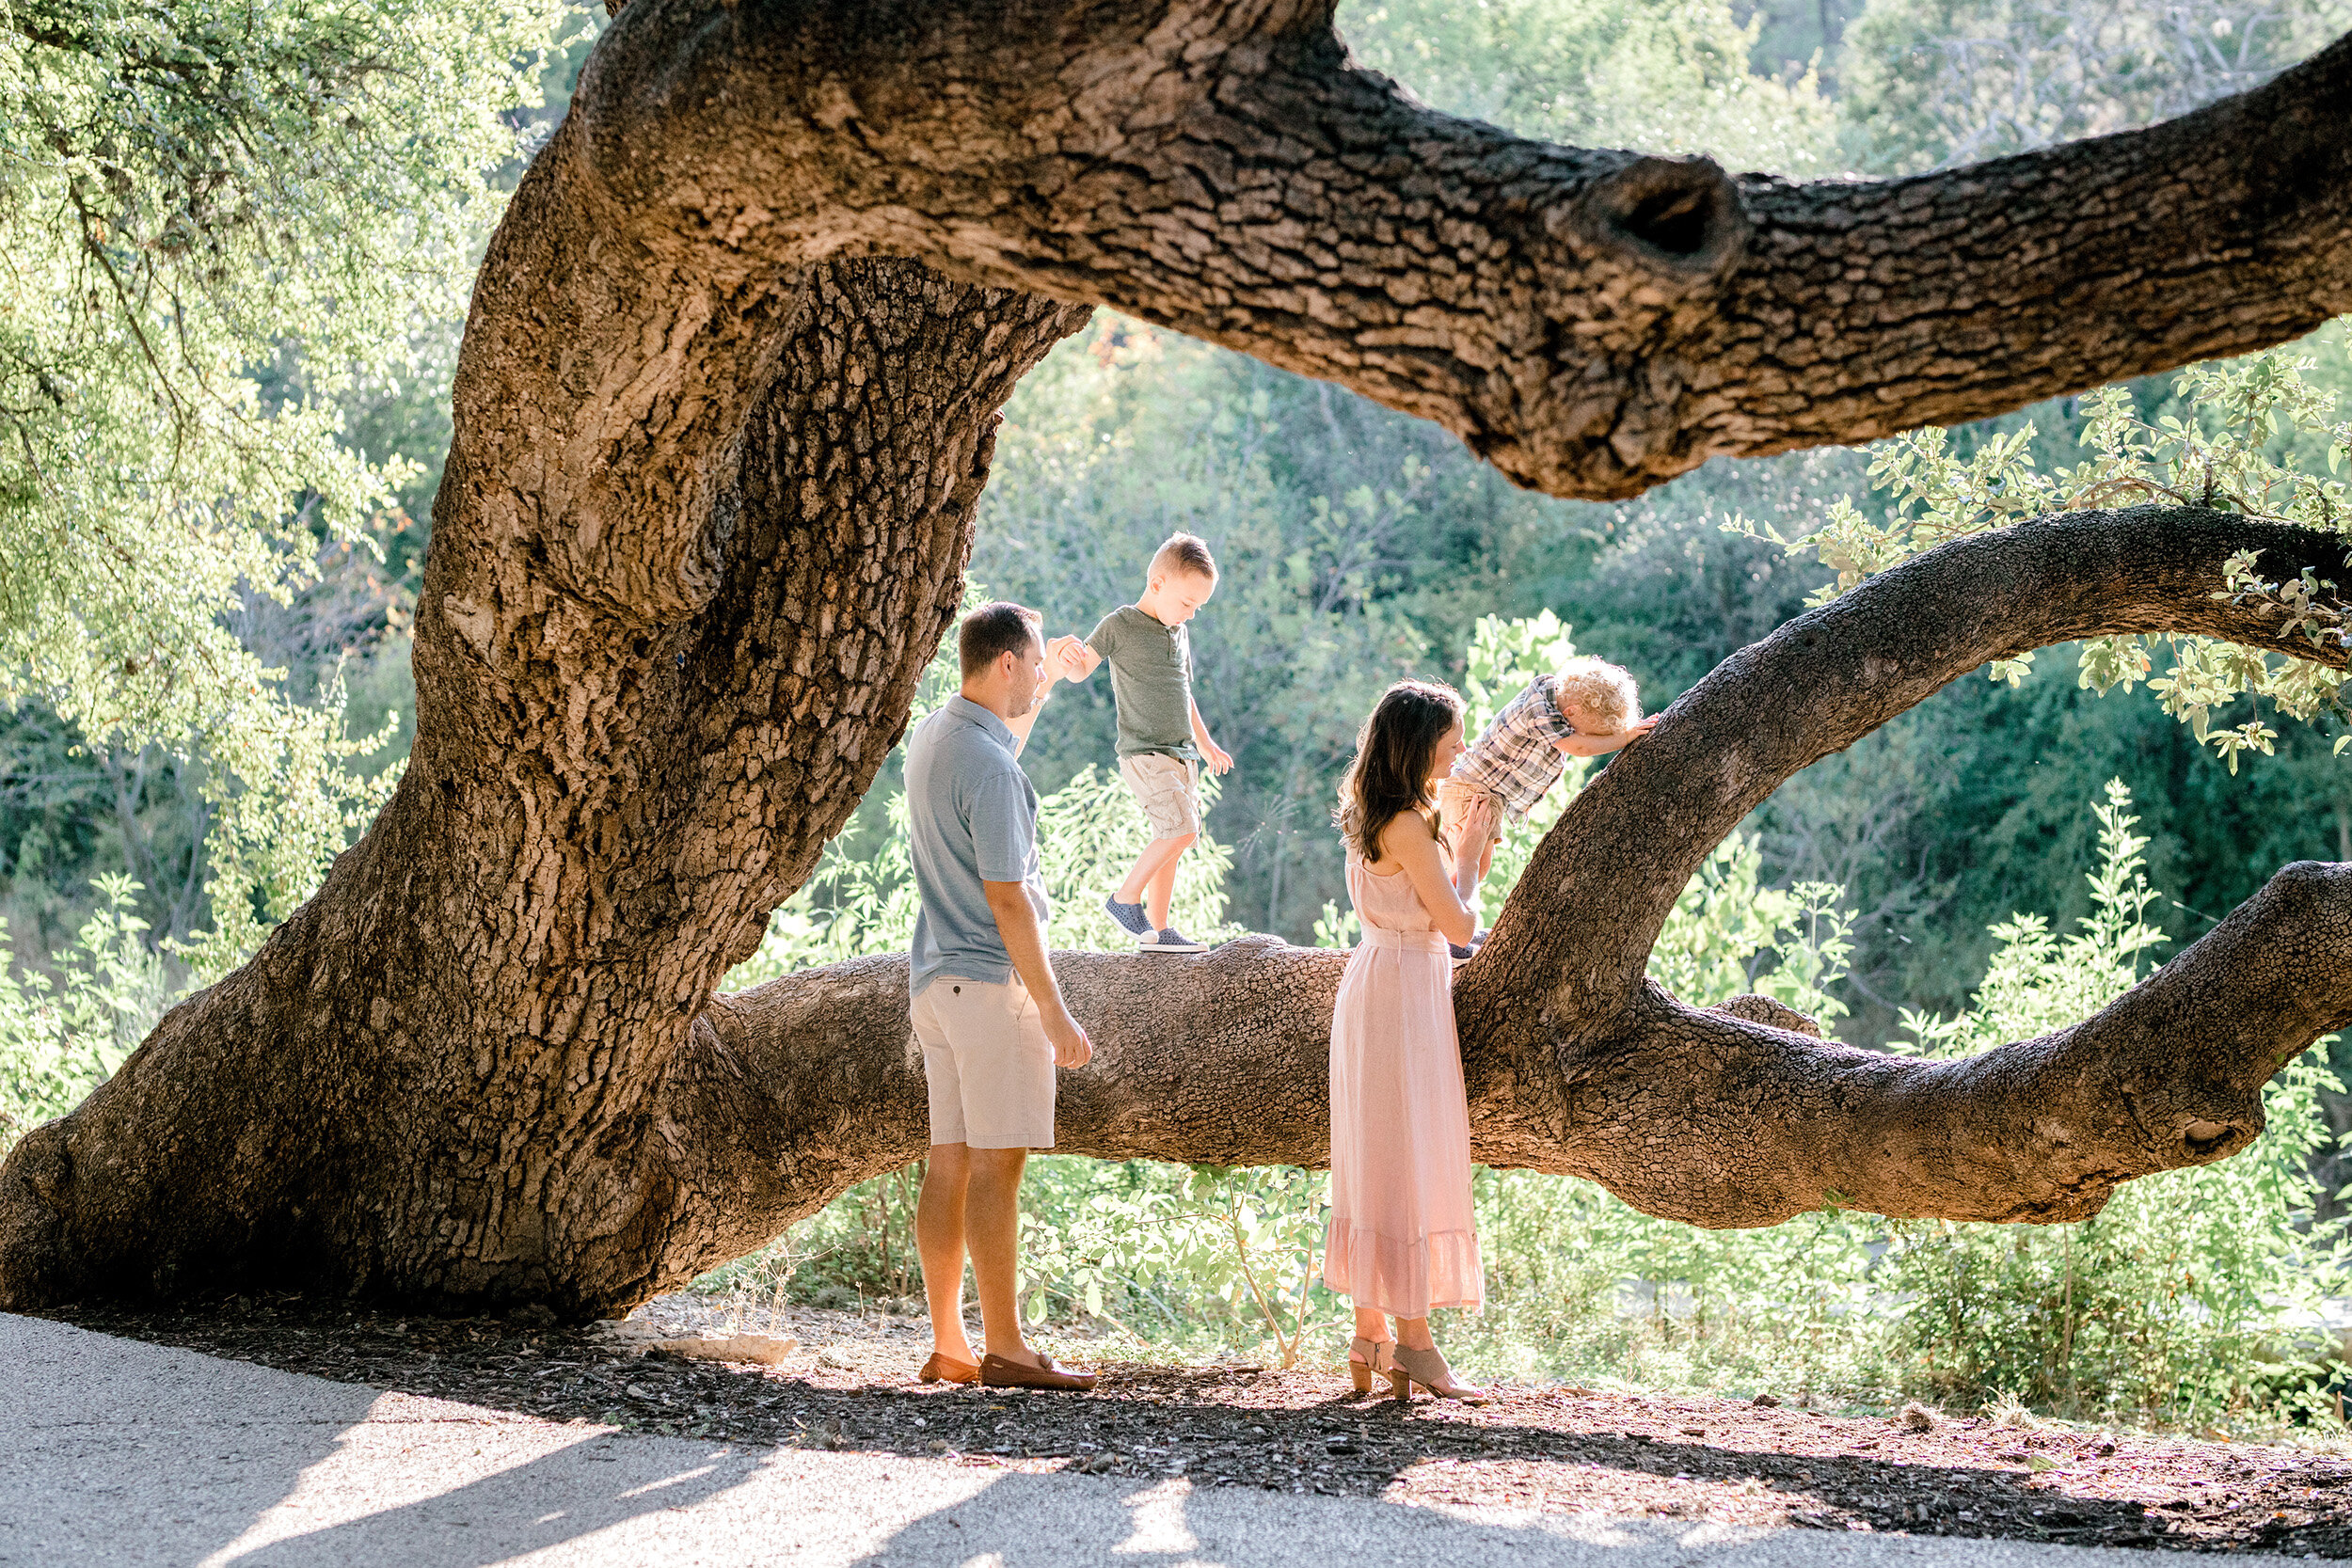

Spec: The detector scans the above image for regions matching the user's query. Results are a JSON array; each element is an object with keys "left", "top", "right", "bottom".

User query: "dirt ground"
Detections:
[{"left": 40, "top": 1292, "right": 2352, "bottom": 1557}]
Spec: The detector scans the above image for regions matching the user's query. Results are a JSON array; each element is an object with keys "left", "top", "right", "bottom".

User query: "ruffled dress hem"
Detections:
[{"left": 1321, "top": 1222, "right": 1484, "bottom": 1318}]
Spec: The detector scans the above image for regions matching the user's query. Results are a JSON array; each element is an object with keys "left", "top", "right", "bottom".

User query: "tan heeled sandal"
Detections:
[
  {"left": 1391, "top": 1343, "right": 1490, "bottom": 1403},
  {"left": 1347, "top": 1336, "right": 1405, "bottom": 1397}
]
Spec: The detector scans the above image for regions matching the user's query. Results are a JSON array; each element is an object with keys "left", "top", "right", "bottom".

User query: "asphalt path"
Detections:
[{"left": 0, "top": 1313, "right": 2307, "bottom": 1567}]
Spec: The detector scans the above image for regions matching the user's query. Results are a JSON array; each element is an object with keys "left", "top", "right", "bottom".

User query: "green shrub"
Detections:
[
  {"left": 1880, "top": 783, "right": 2347, "bottom": 1424},
  {"left": 0, "top": 874, "right": 171, "bottom": 1155}
]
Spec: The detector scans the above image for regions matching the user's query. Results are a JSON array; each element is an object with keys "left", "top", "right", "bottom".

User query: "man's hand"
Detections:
[
  {"left": 985, "top": 876, "right": 1088, "bottom": 1069},
  {"left": 1044, "top": 1006, "right": 1092, "bottom": 1068},
  {"left": 1201, "top": 736, "right": 1233, "bottom": 775},
  {"left": 1047, "top": 635, "right": 1090, "bottom": 681}
]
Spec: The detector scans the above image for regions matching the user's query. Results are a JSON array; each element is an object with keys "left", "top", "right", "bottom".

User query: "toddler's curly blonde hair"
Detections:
[{"left": 1554, "top": 657, "right": 1640, "bottom": 734}]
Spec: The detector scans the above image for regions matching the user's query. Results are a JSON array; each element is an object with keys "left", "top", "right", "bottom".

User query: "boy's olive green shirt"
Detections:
[{"left": 1085, "top": 605, "right": 1199, "bottom": 762}]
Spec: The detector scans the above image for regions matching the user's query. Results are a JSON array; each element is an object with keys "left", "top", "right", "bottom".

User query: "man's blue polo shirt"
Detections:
[{"left": 904, "top": 694, "right": 1050, "bottom": 994}]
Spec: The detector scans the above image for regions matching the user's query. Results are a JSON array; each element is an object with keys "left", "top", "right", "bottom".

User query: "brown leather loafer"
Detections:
[
  {"left": 979, "top": 1352, "right": 1099, "bottom": 1391},
  {"left": 918, "top": 1352, "right": 980, "bottom": 1385}
]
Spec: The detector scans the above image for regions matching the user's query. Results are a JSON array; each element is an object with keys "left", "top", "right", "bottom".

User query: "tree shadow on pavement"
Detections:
[
  {"left": 2, "top": 1312, "right": 772, "bottom": 1568},
  {"left": 32, "top": 1297, "right": 2352, "bottom": 1560}
]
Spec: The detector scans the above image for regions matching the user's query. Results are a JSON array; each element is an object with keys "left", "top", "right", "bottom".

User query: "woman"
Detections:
[{"left": 1325, "top": 680, "right": 1495, "bottom": 1402}]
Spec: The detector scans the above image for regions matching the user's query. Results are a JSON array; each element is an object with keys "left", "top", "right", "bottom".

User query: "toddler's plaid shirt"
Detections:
[{"left": 1451, "top": 674, "right": 1580, "bottom": 817}]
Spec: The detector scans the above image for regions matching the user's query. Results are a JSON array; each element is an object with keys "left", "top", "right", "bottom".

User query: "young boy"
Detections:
[
  {"left": 1438, "top": 657, "right": 1656, "bottom": 954},
  {"left": 1061, "top": 533, "right": 1232, "bottom": 953}
]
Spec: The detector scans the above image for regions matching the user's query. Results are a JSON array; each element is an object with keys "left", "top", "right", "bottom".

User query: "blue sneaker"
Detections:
[
  {"left": 1137, "top": 926, "right": 1207, "bottom": 954},
  {"left": 1104, "top": 895, "right": 1152, "bottom": 939}
]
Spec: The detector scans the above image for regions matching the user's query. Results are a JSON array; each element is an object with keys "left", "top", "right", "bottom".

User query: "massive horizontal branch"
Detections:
[
  {"left": 1578, "top": 855, "right": 2352, "bottom": 1227},
  {"left": 681, "top": 860, "right": 2352, "bottom": 1249},
  {"left": 570, "top": 0, "right": 2352, "bottom": 497}
]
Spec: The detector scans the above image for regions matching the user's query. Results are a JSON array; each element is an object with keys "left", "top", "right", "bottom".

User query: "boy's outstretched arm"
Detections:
[
  {"left": 1555, "top": 716, "right": 1659, "bottom": 758},
  {"left": 1189, "top": 697, "right": 1232, "bottom": 774},
  {"left": 1061, "top": 638, "right": 1103, "bottom": 680}
]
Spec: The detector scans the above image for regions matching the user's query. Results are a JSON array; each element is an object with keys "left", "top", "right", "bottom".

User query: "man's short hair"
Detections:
[
  {"left": 1149, "top": 532, "right": 1217, "bottom": 582},
  {"left": 958, "top": 601, "right": 1041, "bottom": 678}
]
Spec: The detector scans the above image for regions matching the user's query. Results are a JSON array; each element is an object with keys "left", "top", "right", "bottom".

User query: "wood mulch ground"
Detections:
[{"left": 40, "top": 1292, "right": 2352, "bottom": 1557}]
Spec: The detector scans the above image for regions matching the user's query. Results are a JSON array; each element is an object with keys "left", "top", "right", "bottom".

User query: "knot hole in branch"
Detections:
[
  {"left": 2181, "top": 1117, "right": 2247, "bottom": 1159},
  {"left": 1579, "top": 155, "right": 1749, "bottom": 281}
]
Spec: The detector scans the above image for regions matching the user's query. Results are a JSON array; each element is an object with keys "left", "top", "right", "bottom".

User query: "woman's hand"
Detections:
[{"left": 1449, "top": 791, "right": 1496, "bottom": 867}]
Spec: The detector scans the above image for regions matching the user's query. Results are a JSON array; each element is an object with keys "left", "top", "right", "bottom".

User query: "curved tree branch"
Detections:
[
  {"left": 572, "top": 0, "right": 2352, "bottom": 497},
  {"left": 1473, "top": 508, "right": 2352, "bottom": 1033}
]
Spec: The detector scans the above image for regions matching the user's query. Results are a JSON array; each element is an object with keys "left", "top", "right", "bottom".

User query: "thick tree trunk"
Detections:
[
  {"left": 0, "top": 247, "right": 1087, "bottom": 1315},
  {"left": 3, "top": 0, "right": 2349, "bottom": 1315}
]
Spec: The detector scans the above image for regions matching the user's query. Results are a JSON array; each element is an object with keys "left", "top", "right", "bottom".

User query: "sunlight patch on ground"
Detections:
[{"left": 197, "top": 1393, "right": 604, "bottom": 1566}]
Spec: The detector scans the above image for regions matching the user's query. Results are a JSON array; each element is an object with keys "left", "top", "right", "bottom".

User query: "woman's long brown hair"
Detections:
[{"left": 1333, "top": 680, "right": 1464, "bottom": 864}]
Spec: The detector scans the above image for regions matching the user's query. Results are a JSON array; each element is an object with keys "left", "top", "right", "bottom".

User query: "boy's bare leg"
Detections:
[
  {"left": 1115, "top": 833, "right": 1191, "bottom": 917},
  {"left": 915, "top": 1144, "right": 976, "bottom": 1365},
  {"left": 965, "top": 1146, "right": 1044, "bottom": 1366},
  {"left": 1141, "top": 834, "right": 1193, "bottom": 930}
]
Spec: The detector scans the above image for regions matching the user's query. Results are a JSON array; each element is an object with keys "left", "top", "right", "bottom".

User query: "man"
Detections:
[{"left": 904, "top": 602, "right": 1099, "bottom": 1391}]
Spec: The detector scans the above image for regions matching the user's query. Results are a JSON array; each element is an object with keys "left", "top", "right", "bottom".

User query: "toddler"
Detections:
[{"left": 1438, "top": 657, "right": 1654, "bottom": 952}]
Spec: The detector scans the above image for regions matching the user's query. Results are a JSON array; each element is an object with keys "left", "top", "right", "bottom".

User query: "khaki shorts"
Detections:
[
  {"left": 1435, "top": 777, "right": 1504, "bottom": 860},
  {"left": 912, "top": 974, "right": 1056, "bottom": 1149},
  {"left": 1119, "top": 752, "right": 1201, "bottom": 841}
]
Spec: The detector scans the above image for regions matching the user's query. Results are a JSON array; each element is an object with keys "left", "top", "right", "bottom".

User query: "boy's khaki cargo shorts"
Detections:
[{"left": 1119, "top": 752, "right": 1201, "bottom": 841}]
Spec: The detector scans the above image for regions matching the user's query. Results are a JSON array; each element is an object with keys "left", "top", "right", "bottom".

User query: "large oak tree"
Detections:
[{"left": 2, "top": 0, "right": 2348, "bottom": 1317}]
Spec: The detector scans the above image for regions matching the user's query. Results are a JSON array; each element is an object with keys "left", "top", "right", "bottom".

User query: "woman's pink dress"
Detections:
[{"left": 1322, "top": 848, "right": 1483, "bottom": 1318}]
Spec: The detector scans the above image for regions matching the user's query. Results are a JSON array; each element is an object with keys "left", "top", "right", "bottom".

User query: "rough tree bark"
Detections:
[{"left": 2, "top": 0, "right": 2348, "bottom": 1316}]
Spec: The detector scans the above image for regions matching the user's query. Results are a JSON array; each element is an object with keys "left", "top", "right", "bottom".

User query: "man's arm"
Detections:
[
  {"left": 1003, "top": 636, "right": 1086, "bottom": 753},
  {"left": 1188, "top": 696, "right": 1232, "bottom": 775},
  {"left": 982, "top": 880, "right": 1091, "bottom": 1067}
]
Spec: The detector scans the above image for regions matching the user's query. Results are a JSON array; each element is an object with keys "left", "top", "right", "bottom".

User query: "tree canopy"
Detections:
[{"left": 0, "top": 0, "right": 566, "bottom": 969}]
